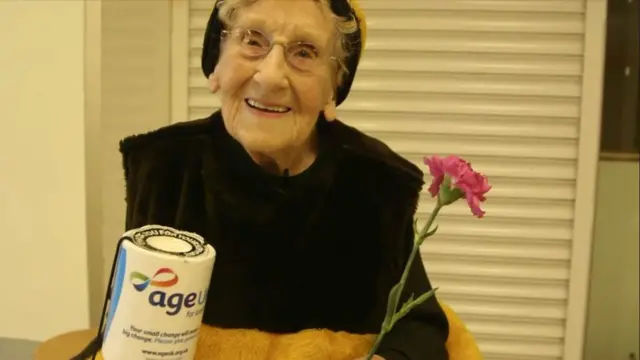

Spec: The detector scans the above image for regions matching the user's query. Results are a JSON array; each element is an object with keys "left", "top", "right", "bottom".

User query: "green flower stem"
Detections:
[
  {"left": 390, "top": 287, "right": 438, "bottom": 325},
  {"left": 397, "top": 201, "right": 442, "bottom": 299},
  {"left": 366, "top": 329, "right": 387, "bottom": 359},
  {"left": 364, "top": 198, "right": 443, "bottom": 359}
]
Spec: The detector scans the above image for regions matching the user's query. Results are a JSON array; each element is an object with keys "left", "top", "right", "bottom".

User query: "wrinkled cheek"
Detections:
[
  {"left": 296, "top": 85, "right": 325, "bottom": 114},
  {"left": 217, "top": 53, "right": 255, "bottom": 94}
]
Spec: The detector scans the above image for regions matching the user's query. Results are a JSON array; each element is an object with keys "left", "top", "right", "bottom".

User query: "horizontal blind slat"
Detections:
[
  {"left": 476, "top": 336, "right": 563, "bottom": 357},
  {"left": 422, "top": 238, "right": 572, "bottom": 261},
  {"left": 364, "top": 11, "right": 583, "bottom": 34},
  {"left": 365, "top": 30, "right": 583, "bottom": 55},
  {"left": 433, "top": 276, "right": 568, "bottom": 300},
  {"left": 357, "top": 0, "right": 584, "bottom": 13},
  {"left": 418, "top": 197, "right": 574, "bottom": 220},
  {"left": 338, "top": 114, "right": 579, "bottom": 139},
  {"left": 445, "top": 296, "right": 567, "bottom": 320},
  {"left": 401, "top": 155, "right": 578, "bottom": 180},
  {"left": 415, "top": 216, "right": 573, "bottom": 241},
  {"left": 465, "top": 318, "right": 565, "bottom": 339},
  {"left": 425, "top": 258, "right": 570, "bottom": 281}
]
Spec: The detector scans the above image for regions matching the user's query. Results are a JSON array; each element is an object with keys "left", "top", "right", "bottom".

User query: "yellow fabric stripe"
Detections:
[{"left": 195, "top": 326, "right": 376, "bottom": 360}]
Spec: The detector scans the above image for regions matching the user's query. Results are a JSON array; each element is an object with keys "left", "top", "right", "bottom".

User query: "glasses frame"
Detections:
[{"left": 220, "top": 27, "right": 345, "bottom": 76}]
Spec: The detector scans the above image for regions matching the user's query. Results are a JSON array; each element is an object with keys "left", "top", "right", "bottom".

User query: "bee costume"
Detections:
[{"left": 74, "top": 0, "right": 483, "bottom": 359}]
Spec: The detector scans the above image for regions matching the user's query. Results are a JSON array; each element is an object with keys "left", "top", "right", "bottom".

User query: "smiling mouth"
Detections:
[{"left": 245, "top": 98, "right": 291, "bottom": 114}]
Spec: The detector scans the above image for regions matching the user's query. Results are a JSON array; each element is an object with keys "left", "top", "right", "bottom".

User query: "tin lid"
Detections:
[{"left": 125, "top": 225, "right": 210, "bottom": 258}]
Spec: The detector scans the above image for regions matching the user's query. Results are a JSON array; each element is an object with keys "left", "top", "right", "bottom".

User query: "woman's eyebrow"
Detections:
[
  {"left": 291, "top": 28, "right": 325, "bottom": 45},
  {"left": 236, "top": 16, "right": 327, "bottom": 45}
]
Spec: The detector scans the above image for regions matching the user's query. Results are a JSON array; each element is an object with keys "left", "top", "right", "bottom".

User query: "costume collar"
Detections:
[{"left": 201, "top": 111, "right": 341, "bottom": 220}]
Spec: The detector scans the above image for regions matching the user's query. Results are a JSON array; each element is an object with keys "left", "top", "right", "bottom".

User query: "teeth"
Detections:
[{"left": 247, "top": 99, "right": 289, "bottom": 113}]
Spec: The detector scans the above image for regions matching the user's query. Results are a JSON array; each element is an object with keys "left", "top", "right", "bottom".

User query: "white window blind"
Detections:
[{"left": 174, "top": 1, "right": 605, "bottom": 359}]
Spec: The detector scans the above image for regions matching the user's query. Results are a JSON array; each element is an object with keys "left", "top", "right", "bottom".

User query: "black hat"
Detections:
[{"left": 200, "top": 0, "right": 367, "bottom": 107}]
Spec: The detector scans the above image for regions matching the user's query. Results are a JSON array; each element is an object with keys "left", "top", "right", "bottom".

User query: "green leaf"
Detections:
[
  {"left": 424, "top": 225, "right": 439, "bottom": 238},
  {"left": 406, "top": 293, "right": 415, "bottom": 305},
  {"left": 399, "top": 293, "right": 416, "bottom": 314},
  {"left": 417, "top": 224, "right": 439, "bottom": 244},
  {"left": 383, "top": 283, "right": 402, "bottom": 326},
  {"left": 391, "top": 287, "right": 439, "bottom": 326}
]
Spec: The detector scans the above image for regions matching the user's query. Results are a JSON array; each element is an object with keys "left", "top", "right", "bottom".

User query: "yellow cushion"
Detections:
[
  {"left": 440, "top": 301, "right": 484, "bottom": 360},
  {"left": 89, "top": 301, "right": 481, "bottom": 360}
]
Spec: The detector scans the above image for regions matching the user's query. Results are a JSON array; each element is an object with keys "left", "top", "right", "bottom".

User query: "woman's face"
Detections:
[{"left": 211, "top": 0, "right": 337, "bottom": 155}]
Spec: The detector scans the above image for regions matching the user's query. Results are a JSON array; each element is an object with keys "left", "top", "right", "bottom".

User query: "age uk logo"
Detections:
[
  {"left": 130, "top": 268, "right": 179, "bottom": 292},
  {"left": 128, "top": 267, "right": 206, "bottom": 316}
]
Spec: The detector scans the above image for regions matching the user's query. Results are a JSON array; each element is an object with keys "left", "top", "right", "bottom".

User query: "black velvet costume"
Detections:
[{"left": 114, "top": 111, "right": 450, "bottom": 360}]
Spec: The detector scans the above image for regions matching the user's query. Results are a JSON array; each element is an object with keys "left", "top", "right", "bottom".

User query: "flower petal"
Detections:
[
  {"left": 423, "top": 156, "right": 446, "bottom": 197},
  {"left": 424, "top": 155, "right": 491, "bottom": 216}
]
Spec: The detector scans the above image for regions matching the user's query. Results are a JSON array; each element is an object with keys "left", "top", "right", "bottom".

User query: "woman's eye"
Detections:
[
  {"left": 243, "top": 36, "right": 265, "bottom": 47},
  {"left": 297, "top": 50, "right": 312, "bottom": 58},
  {"left": 241, "top": 29, "right": 269, "bottom": 48},
  {"left": 294, "top": 46, "right": 317, "bottom": 59}
]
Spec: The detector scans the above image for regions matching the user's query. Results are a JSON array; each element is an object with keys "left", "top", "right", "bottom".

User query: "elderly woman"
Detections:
[{"left": 79, "top": 0, "right": 450, "bottom": 359}]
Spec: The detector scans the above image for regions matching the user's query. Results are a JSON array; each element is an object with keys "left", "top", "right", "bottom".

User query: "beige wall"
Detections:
[
  {"left": 0, "top": 0, "right": 173, "bottom": 340},
  {"left": 585, "top": 160, "right": 639, "bottom": 360},
  {"left": 93, "top": 0, "right": 172, "bottom": 325},
  {"left": 0, "top": 0, "right": 91, "bottom": 341}
]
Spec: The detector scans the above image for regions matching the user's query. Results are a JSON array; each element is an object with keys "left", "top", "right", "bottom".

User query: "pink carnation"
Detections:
[{"left": 423, "top": 155, "right": 491, "bottom": 218}]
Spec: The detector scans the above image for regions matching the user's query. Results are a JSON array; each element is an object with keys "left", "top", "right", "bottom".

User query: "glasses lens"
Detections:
[
  {"left": 239, "top": 29, "right": 270, "bottom": 56},
  {"left": 287, "top": 43, "right": 319, "bottom": 70}
]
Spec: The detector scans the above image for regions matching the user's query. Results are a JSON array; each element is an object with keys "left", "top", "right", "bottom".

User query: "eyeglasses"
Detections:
[{"left": 220, "top": 28, "right": 340, "bottom": 73}]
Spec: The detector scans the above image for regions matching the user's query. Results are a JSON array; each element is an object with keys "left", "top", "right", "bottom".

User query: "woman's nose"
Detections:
[{"left": 253, "top": 45, "right": 289, "bottom": 90}]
